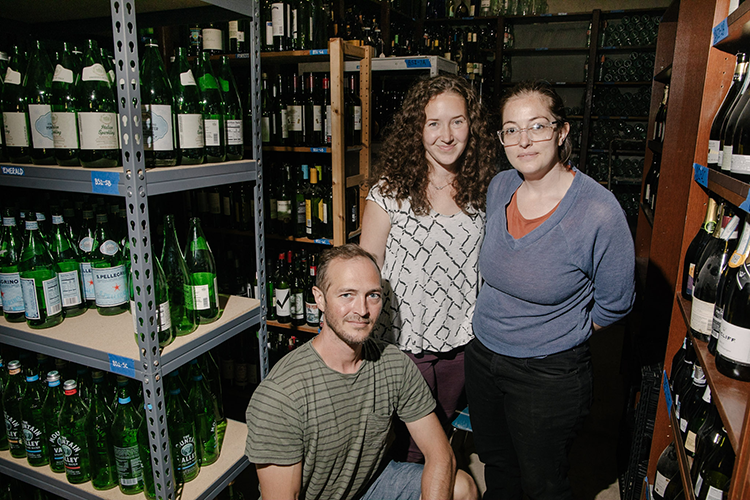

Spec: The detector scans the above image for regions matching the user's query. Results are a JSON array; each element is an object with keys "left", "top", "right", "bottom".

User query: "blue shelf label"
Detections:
[
  {"left": 309, "top": 49, "right": 328, "bottom": 55},
  {"left": 643, "top": 478, "right": 652, "bottom": 500},
  {"left": 611, "top": 9, "right": 624, "bottom": 13},
  {"left": 91, "top": 171, "right": 120, "bottom": 195},
  {"left": 310, "top": 147, "right": 327, "bottom": 153},
  {"left": 713, "top": 18, "right": 729, "bottom": 45},
  {"left": 540, "top": 13, "right": 553, "bottom": 17},
  {"left": 662, "top": 369, "right": 672, "bottom": 419},
  {"left": 109, "top": 354, "right": 136, "bottom": 378},
  {"left": 1, "top": 166, "right": 25, "bottom": 176},
  {"left": 236, "top": 53, "right": 250, "bottom": 59},
  {"left": 536, "top": 47, "right": 549, "bottom": 51},
  {"left": 740, "top": 193, "right": 750, "bottom": 213},
  {"left": 693, "top": 163, "right": 709, "bottom": 188},
  {"left": 313, "top": 238, "right": 333, "bottom": 245},
  {"left": 405, "top": 58, "right": 431, "bottom": 68}
]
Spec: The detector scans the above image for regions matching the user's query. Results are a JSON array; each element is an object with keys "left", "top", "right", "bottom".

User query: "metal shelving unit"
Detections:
[{"left": 0, "top": 0, "right": 267, "bottom": 498}]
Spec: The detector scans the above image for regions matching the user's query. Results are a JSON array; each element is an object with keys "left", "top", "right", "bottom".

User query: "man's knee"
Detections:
[{"left": 453, "top": 469, "right": 479, "bottom": 500}]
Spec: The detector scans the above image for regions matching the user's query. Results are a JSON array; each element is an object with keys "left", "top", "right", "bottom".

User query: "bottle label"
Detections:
[
  {"left": 288, "top": 105, "right": 303, "bottom": 132},
  {"left": 320, "top": 200, "right": 329, "bottom": 224},
  {"left": 130, "top": 299, "right": 139, "bottom": 333},
  {"left": 722, "top": 145, "right": 733, "bottom": 172},
  {"left": 22, "top": 420, "right": 45, "bottom": 457},
  {"left": 276, "top": 287, "right": 291, "bottom": 316},
  {"left": 51, "top": 112, "right": 80, "bottom": 149},
  {"left": 79, "top": 236, "right": 94, "bottom": 253},
  {"left": 313, "top": 105, "right": 323, "bottom": 132},
  {"left": 60, "top": 435, "right": 86, "bottom": 477},
  {"left": 706, "top": 485, "right": 724, "bottom": 500},
  {"left": 92, "top": 264, "right": 128, "bottom": 307},
  {"left": 235, "top": 361, "right": 249, "bottom": 387},
  {"left": 291, "top": 291, "right": 304, "bottom": 319},
  {"left": 718, "top": 319, "right": 750, "bottom": 364},
  {"left": 209, "top": 192, "right": 221, "bottom": 215},
  {"left": 684, "top": 430, "right": 697, "bottom": 453},
  {"left": 712, "top": 304, "right": 724, "bottom": 341},
  {"left": 114, "top": 445, "right": 144, "bottom": 488},
  {"left": 354, "top": 106, "right": 362, "bottom": 131},
  {"left": 305, "top": 301, "right": 319, "bottom": 325},
  {"left": 190, "top": 283, "right": 215, "bottom": 311},
  {"left": 277, "top": 200, "right": 292, "bottom": 220},
  {"left": 100, "top": 240, "right": 120, "bottom": 256},
  {"left": 159, "top": 300, "right": 172, "bottom": 332},
  {"left": 48, "top": 430, "right": 64, "bottom": 464},
  {"left": 292, "top": 10, "right": 298, "bottom": 39},
  {"left": 229, "top": 20, "right": 239, "bottom": 38},
  {"left": 82, "top": 63, "right": 109, "bottom": 82},
  {"left": 142, "top": 104, "right": 174, "bottom": 152},
  {"left": 690, "top": 297, "right": 714, "bottom": 336},
  {"left": 261, "top": 116, "right": 271, "bottom": 143},
  {"left": 718, "top": 149, "right": 724, "bottom": 166},
  {"left": 5, "top": 414, "right": 22, "bottom": 446},
  {"left": 204, "top": 118, "right": 221, "bottom": 146},
  {"left": 708, "top": 139, "right": 721, "bottom": 164},
  {"left": 227, "top": 119, "right": 243, "bottom": 145},
  {"left": 265, "top": 22, "right": 274, "bottom": 45},
  {"left": 653, "top": 470, "right": 669, "bottom": 496},
  {"left": 280, "top": 109, "right": 289, "bottom": 139},
  {"left": 3, "top": 112, "right": 30, "bottom": 147},
  {"left": 732, "top": 153, "right": 750, "bottom": 174},
  {"left": 78, "top": 112, "right": 119, "bottom": 150},
  {"left": 177, "top": 114, "right": 205, "bottom": 149},
  {"left": 4, "top": 67, "right": 21, "bottom": 85},
  {"left": 202, "top": 28, "right": 223, "bottom": 51},
  {"left": 695, "top": 474, "right": 704, "bottom": 496},
  {"left": 22, "top": 276, "right": 62, "bottom": 320},
  {"left": 325, "top": 105, "right": 332, "bottom": 143},
  {"left": 80, "top": 262, "right": 96, "bottom": 300},
  {"left": 272, "top": 4, "right": 285, "bottom": 36},
  {"left": 0, "top": 272, "right": 24, "bottom": 313},
  {"left": 28, "top": 104, "right": 55, "bottom": 149},
  {"left": 58, "top": 270, "right": 84, "bottom": 307},
  {"left": 180, "top": 70, "right": 197, "bottom": 87},
  {"left": 305, "top": 199, "right": 313, "bottom": 233},
  {"left": 52, "top": 64, "right": 75, "bottom": 83}
]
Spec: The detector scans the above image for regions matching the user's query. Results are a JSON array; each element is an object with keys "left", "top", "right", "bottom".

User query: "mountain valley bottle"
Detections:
[
  {"left": 218, "top": 56, "right": 243, "bottom": 161},
  {"left": 708, "top": 53, "right": 748, "bottom": 169},
  {"left": 111, "top": 375, "right": 153, "bottom": 496},
  {"left": 91, "top": 213, "right": 128, "bottom": 315},
  {"left": 90, "top": 370, "right": 117, "bottom": 490},
  {"left": 161, "top": 215, "right": 198, "bottom": 336},
  {"left": 59, "top": 379, "right": 93, "bottom": 484},
  {"left": 49, "top": 211, "right": 86, "bottom": 317},
  {"left": 0, "top": 211, "right": 25, "bottom": 322},
  {"left": 3, "top": 360, "right": 25, "bottom": 458},
  {"left": 194, "top": 52, "right": 226, "bottom": 162},
  {"left": 652, "top": 442, "right": 678, "bottom": 500},
  {"left": 140, "top": 39, "right": 176, "bottom": 167},
  {"left": 76, "top": 40, "right": 119, "bottom": 167},
  {"left": 19, "top": 215, "right": 64, "bottom": 329},
  {"left": 25, "top": 40, "right": 56, "bottom": 165},
  {"left": 682, "top": 198, "right": 720, "bottom": 300},
  {"left": 170, "top": 48, "right": 205, "bottom": 165},
  {"left": 166, "top": 370, "right": 200, "bottom": 483},
  {"left": 184, "top": 217, "right": 220, "bottom": 324},
  {"left": 187, "top": 359, "right": 219, "bottom": 466},
  {"left": 43, "top": 370, "right": 66, "bottom": 473},
  {"left": 51, "top": 42, "right": 80, "bottom": 166},
  {"left": 21, "top": 370, "right": 49, "bottom": 466},
  {"left": 2, "top": 45, "right": 31, "bottom": 163},
  {"left": 77, "top": 207, "right": 97, "bottom": 308}
]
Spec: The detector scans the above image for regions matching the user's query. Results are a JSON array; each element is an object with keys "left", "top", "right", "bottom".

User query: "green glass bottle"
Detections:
[
  {"left": 24, "top": 40, "right": 56, "bottom": 165},
  {"left": 3, "top": 360, "right": 26, "bottom": 458},
  {"left": 194, "top": 52, "right": 226, "bottom": 163},
  {"left": 76, "top": 39, "right": 119, "bottom": 167},
  {"left": 184, "top": 217, "right": 221, "bottom": 324},
  {"left": 21, "top": 370, "right": 49, "bottom": 466},
  {"left": 43, "top": 370, "right": 65, "bottom": 473},
  {"left": 217, "top": 56, "right": 243, "bottom": 161},
  {"left": 140, "top": 39, "right": 176, "bottom": 167},
  {"left": 49, "top": 211, "right": 86, "bottom": 318},
  {"left": 0, "top": 357, "right": 8, "bottom": 451},
  {"left": 77, "top": 207, "right": 97, "bottom": 308},
  {"left": 170, "top": 48, "right": 205, "bottom": 165},
  {"left": 161, "top": 215, "right": 198, "bottom": 336},
  {"left": 90, "top": 371, "right": 117, "bottom": 490},
  {"left": 59, "top": 379, "right": 92, "bottom": 484},
  {"left": 111, "top": 376, "right": 149, "bottom": 495},
  {"left": 0, "top": 212, "right": 25, "bottom": 322},
  {"left": 51, "top": 42, "right": 80, "bottom": 166},
  {"left": 187, "top": 359, "right": 219, "bottom": 466},
  {"left": 199, "top": 352, "right": 226, "bottom": 450},
  {"left": 91, "top": 213, "right": 128, "bottom": 316},
  {"left": 166, "top": 370, "right": 200, "bottom": 484},
  {"left": 2, "top": 45, "right": 31, "bottom": 163},
  {"left": 132, "top": 255, "right": 175, "bottom": 347},
  {"left": 19, "top": 215, "right": 64, "bottom": 329}
]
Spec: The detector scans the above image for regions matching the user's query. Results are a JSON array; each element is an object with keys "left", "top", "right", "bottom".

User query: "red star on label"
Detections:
[
  {"left": 114, "top": 284, "right": 120, "bottom": 291},
  {"left": 88, "top": 280, "right": 94, "bottom": 286}
]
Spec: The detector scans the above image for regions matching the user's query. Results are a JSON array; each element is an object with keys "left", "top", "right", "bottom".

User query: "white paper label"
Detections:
[
  {"left": 261, "top": 116, "right": 271, "bottom": 142},
  {"left": 226, "top": 119, "right": 243, "bottom": 145},
  {"left": 92, "top": 264, "right": 128, "bottom": 307},
  {"left": 159, "top": 301, "right": 172, "bottom": 332},
  {"left": 52, "top": 64, "right": 74, "bottom": 83},
  {"left": 313, "top": 105, "right": 322, "bottom": 132},
  {"left": 179, "top": 70, "right": 197, "bottom": 87},
  {"left": 142, "top": 104, "right": 174, "bottom": 151},
  {"left": 654, "top": 471, "right": 669, "bottom": 496},
  {"left": 51, "top": 112, "right": 79, "bottom": 148},
  {"left": 58, "top": 270, "right": 83, "bottom": 307},
  {"left": 708, "top": 139, "right": 721, "bottom": 164},
  {"left": 204, "top": 118, "right": 221, "bottom": 146},
  {"left": 3, "top": 112, "right": 30, "bottom": 147},
  {"left": 4, "top": 68, "right": 21, "bottom": 85},
  {"left": 272, "top": 4, "right": 285, "bottom": 36},
  {"left": 722, "top": 145, "right": 733, "bottom": 172},
  {"left": 265, "top": 22, "right": 274, "bottom": 46},
  {"left": 78, "top": 112, "right": 119, "bottom": 150},
  {"left": 732, "top": 153, "right": 750, "bottom": 174},
  {"left": 275, "top": 287, "right": 291, "bottom": 316},
  {"left": 718, "top": 319, "right": 750, "bottom": 364},
  {"left": 354, "top": 106, "right": 362, "bottom": 131},
  {"left": 21, "top": 276, "right": 61, "bottom": 319},
  {"left": 191, "top": 284, "right": 212, "bottom": 311},
  {"left": 706, "top": 485, "right": 725, "bottom": 500},
  {"left": 288, "top": 105, "right": 302, "bottom": 132},
  {"left": 690, "top": 297, "right": 715, "bottom": 336},
  {"left": 80, "top": 262, "right": 96, "bottom": 300},
  {"left": 177, "top": 114, "right": 204, "bottom": 149},
  {"left": 28, "top": 104, "right": 55, "bottom": 149},
  {"left": 82, "top": 63, "right": 110, "bottom": 82},
  {"left": 202, "top": 28, "right": 223, "bottom": 51},
  {"left": 0, "top": 272, "right": 24, "bottom": 313}
]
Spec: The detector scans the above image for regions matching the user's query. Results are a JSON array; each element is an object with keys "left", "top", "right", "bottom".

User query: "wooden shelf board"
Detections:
[
  {"left": 267, "top": 320, "right": 319, "bottom": 334},
  {"left": 713, "top": 1, "right": 750, "bottom": 54}
]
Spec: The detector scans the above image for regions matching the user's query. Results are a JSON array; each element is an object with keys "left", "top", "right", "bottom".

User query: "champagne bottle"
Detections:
[
  {"left": 49, "top": 211, "right": 86, "bottom": 318},
  {"left": 677, "top": 363, "right": 705, "bottom": 432},
  {"left": 76, "top": 40, "right": 119, "bottom": 168},
  {"left": 51, "top": 42, "right": 80, "bottom": 166},
  {"left": 690, "top": 405, "right": 724, "bottom": 482},
  {"left": 694, "top": 430, "right": 734, "bottom": 500},
  {"left": 187, "top": 359, "right": 219, "bottom": 466},
  {"left": 91, "top": 213, "right": 128, "bottom": 316},
  {"left": 170, "top": 48, "right": 205, "bottom": 165},
  {"left": 90, "top": 370, "right": 117, "bottom": 490},
  {"left": 140, "top": 39, "right": 176, "bottom": 167},
  {"left": 166, "top": 370, "right": 200, "bottom": 484},
  {"left": 194, "top": 52, "right": 226, "bottom": 163},
  {"left": 43, "top": 370, "right": 65, "bottom": 474},
  {"left": 2, "top": 45, "right": 31, "bottom": 163},
  {"left": 77, "top": 207, "right": 97, "bottom": 308},
  {"left": 3, "top": 360, "right": 25, "bottom": 458},
  {"left": 716, "top": 243, "right": 750, "bottom": 380},
  {"left": 652, "top": 442, "right": 679, "bottom": 500},
  {"left": 21, "top": 369, "right": 49, "bottom": 467},
  {"left": 720, "top": 67, "right": 750, "bottom": 176},
  {"left": 275, "top": 252, "right": 291, "bottom": 323},
  {"left": 708, "top": 53, "right": 748, "bottom": 169},
  {"left": 19, "top": 215, "right": 64, "bottom": 329},
  {"left": 59, "top": 379, "right": 93, "bottom": 484},
  {"left": 305, "top": 254, "right": 320, "bottom": 327},
  {"left": 671, "top": 340, "right": 695, "bottom": 418},
  {"left": 684, "top": 386, "right": 712, "bottom": 458},
  {"left": 0, "top": 211, "right": 25, "bottom": 322},
  {"left": 184, "top": 217, "right": 221, "bottom": 324},
  {"left": 217, "top": 56, "right": 243, "bottom": 161},
  {"left": 682, "top": 198, "right": 720, "bottom": 300},
  {"left": 24, "top": 40, "right": 56, "bottom": 165},
  {"left": 161, "top": 215, "right": 198, "bottom": 336}
]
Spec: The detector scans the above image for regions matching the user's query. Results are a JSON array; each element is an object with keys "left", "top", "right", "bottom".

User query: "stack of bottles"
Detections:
[
  {"left": 599, "top": 15, "right": 661, "bottom": 47},
  {"left": 592, "top": 86, "right": 652, "bottom": 117},
  {"left": 596, "top": 52, "right": 656, "bottom": 82},
  {"left": 588, "top": 120, "right": 648, "bottom": 149},
  {"left": 266, "top": 248, "right": 322, "bottom": 331},
  {"left": 259, "top": 0, "right": 331, "bottom": 53},
  {"left": 425, "top": 0, "right": 548, "bottom": 18}
]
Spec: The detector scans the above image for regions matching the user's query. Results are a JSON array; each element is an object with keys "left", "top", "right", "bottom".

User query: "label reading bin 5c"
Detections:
[{"left": 109, "top": 354, "right": 136, "bottom": 378}]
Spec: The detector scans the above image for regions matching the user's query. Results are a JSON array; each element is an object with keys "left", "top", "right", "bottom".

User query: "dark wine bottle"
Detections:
[
  {"left": 719, "top": 67, "right": 750, "bottom": 175},
  {"left": 653, "top": 442, "right": 679, "bottom": 500},
  {"left": 684, "top": 386, "right": 711, "bottom": 458},
  {"left": 694, "top": 429, "right": 734, "bottom": 500},
  {"left": 682, "top": 197, "right": 720, "bottom": 300},
  {"left": 690, "top": 406, "right": 724, "bottom": 482},
  {"left": 677, "top": 363, "right": 705, "bottom": 434},
  {"left": 708, "top": 52, "right": 748, "bottom": 169},
  {"left": 716, "top": 243, "right": 750, "bottom": 380}
]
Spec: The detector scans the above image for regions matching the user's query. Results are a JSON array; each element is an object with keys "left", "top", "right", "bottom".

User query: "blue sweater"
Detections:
[{"left": 473, "top": 168, "right": 636, "bottom": 358}]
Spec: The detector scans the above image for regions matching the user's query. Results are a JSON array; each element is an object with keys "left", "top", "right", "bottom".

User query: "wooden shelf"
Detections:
[
  {"left": 712, "top": 0, "right": 750, "bottom": 54},
  {"left": 267, "top": 320, "right": 319, "bottom": 334},
  {"left": 654, "top": 63, "right": 673, "bottom": 84}
]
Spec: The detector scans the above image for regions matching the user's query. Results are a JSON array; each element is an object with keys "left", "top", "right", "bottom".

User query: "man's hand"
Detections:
[{"left": 256, "top": 462, "right": 303, "bottom": 500}]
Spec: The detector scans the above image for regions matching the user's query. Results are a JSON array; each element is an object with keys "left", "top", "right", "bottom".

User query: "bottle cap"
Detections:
[
  {"left": 8, "top": 360, "right": 21, "bottom": 372},
  {"left": 63, "top": 379, "right": 78, "bottom": 391},
  {"left": 47, "top": 370, "right": 61, "bottom": 382}
]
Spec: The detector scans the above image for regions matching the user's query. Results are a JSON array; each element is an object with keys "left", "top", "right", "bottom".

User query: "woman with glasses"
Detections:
[
  {"left": 465, "top": 80, "right": 635, "bottom": 500},
  {"left": 360, "top": 74, "right": 496, "bottom": 464}
]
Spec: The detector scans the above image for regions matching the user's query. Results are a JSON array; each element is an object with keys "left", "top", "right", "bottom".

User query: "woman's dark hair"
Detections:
[
  {"left": 498, "top": 80, "right": 573, "bottom": 166},
  {"left": 369, "top": 75, "right": 497, "bottom": 215}
]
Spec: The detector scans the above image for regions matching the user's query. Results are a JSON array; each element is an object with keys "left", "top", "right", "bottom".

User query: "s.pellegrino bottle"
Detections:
[
  {"left": 59, "top": 379, "right": 93, "bottom": 485},
  {"left": 194, "top": 52, "right": 226, "bottom": 163},
  {"left": 140, "top": 39, "right": 176, "bottom": 167},
  {"left": 91, "top": 213, "right": 128, "bottom": 316},
  {"left": 77, "top": 207, "right": 97, "bottom": 308},
  {"left": 76, "top": 39, "right": 119, "bottom": 167},
  {"left": 218, "top": 56, "right": 243, "bottom": 160},
  {"left": 166, "top": 370, "right": 200, "bottom": 484},
  {"left": 708, "top": 52, "right": 748, "bottom": 170},
  {"left": 111, "top": 375, "right": 153, "bottom": 496},
  {"left": 24, "top": 40, "right": 56, "bottom": 165},
  {"left": 682, "top": 197, "right": 720, "bottom": 300},
  {"left": 49, "top": 211, "right": 86, "bottom": 317},
  {"left": 2, "top": 45, "right": 31, "bottom": 163},
  {"left": 694, "top": 429, "right": 734, "bottom": 500},
  {"left": 51, "top": 42, "right": 80, "bottom": 166},
  {"left": 3, "top": 360, "right": 25, "bottom": 458},
  {"left": 0, "top": 211, "right": 25, "bottom": 322},
  {"left": 19, "top": 215, "right": 64, "bottom": 329},
  {"left": 690, "top": 210, "right": 739, "bottom": 342},
  {"left": 652, "top": 442, "right": 679, "bottom": 500},
  {"left": 716, "top": 241, "right": 750, "bottom": 381},
  {"left": 161, "top": 215, "right": 198, "bottom": 336},
  {"left": 187, "top": 359, "right": 219, "bottom": 466},
  {"left": 43, "top": 370, "right": 66, "bottom": 473},
  {"left": 90, "top": 370, "right": 117, "bottom": 490},
  {"left": 184, "top": 217, "right": 221, "bottom": 324},
  {"left": 170, "top": 48, "right": 205, "bottom": 165},
  {"left": 21, "top": 370, "right": 49, "bottom": 467}
]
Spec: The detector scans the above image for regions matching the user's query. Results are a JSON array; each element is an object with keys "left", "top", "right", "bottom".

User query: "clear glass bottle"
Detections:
[
  {"left": 51, "top": 42, "right": 80, "bottom": 166},
  {"left": 49, "top": 210, "right": 86, "bottom": 317},
  {"left": 194, "top": 52, "right": 226, "bottom": 163},
  {"left": 91, "top": 213, "right": 128, "bottom": 316}
]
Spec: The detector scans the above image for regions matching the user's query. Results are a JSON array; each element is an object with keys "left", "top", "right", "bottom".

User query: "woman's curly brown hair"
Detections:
[{"left": 369, "top": 75, "right": 497, "bottom": 215}]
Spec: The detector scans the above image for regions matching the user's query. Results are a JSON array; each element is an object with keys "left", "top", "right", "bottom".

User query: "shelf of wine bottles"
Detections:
[{"left": 0, "top": 419, "right": 248, "bottom": 500}]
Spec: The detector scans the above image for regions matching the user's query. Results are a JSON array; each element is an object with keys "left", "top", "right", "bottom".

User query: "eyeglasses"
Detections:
[{"left": 498, "top": 121, "right": 559, "bottom": 146}]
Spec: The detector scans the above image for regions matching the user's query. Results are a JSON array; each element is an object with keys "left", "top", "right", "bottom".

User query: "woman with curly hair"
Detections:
[{"left": 360, "top": 74, "right": 496, "bottom": 463}]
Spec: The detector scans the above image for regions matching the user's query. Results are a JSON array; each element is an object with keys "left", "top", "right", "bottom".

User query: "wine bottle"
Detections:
[
  {"left": 277, "top": 163, "right": 294, "bottom": 236},
  {"left": 287, "top": 73, "right": 304, "bottom": 146},
  {"left": 90, "top": 370, "right": 117, "bottom": 490},
  {"left": 720, "top": 64, "right": 750, "bottom": 176},
  {"left": 91, "top": 213, "right": 128, "bottom": 316},
  {"left": 273, "top": 74, "right": 289, "bottom": 146},
  {"left": 49, "top": 211, "right": 86, "bottom": 318},
  {"left": 0, "top": 211, "right": 25, "bottom": 322},
  {"left": 260, "top": 73, "right": 272, "bottom": 144},
  {"left": 295, "top": 164, "right": 310, "bottom": 238},
  {"left": 77, "top": 207, "right": 97, "bottom": 308},
  {"left": 140, "top": 39, "right": 176, "bottom": 167},
  {"left": 677, "top": 363, "right": 705, "bottom": 433},
  {"left": 198, "top": 351, "right": 227, "bottom": 451},
  {"left": 346, "top": 73, "right": 362, "bottom": 146},
  {"left": 690, "top": 210, "right": 739, "bottom": 342},
  {"left": 76, "top": 40, "right": 120, "bottom": 168},
  {"left": 131, "top": 256, "right": 175, "bottom": 348},
  {"left": 690, "top": 406, "right": 724, "bottom": 482},
  {"left": 708, "top": 53, "right": 748, "bottom": 169},
  {"left": 304, "top": 73, "right": 323, "bottom": 146},
  {"left": 111, "top": 375, "right": 151, "bottom": 495},
  {"left": 684, "top": 385, "right": 711, "bottom": 458},
  {"left": 186, "top": 359, "right": 219, "bottom": 466},
  {"left": 455, "top": 0, "right": 469, "bottom": 17},
  {"left": 166, "top": 370, "right": 200, "bottom": 484},
  {"left": 295, "top": 0, "right": 313, "bottom": 50},
  {"left": 3, "top": 360, "right": 25, "bottom": 459},
  {"left": 653, "top": 85, "right": 669, "bottom": 142},
  {"left": 291, "top": 252, "right": 305, "bottom": 326},
  {"left": 323, "top": 73, "right": 332, "bottom": 147},
  {"left": 2, "top": 45, "right": 31, "bottom": 163},
  {"left": 170, "top": 48, "right": 205, "bottom": 165},
  {"left": 307, "top": 166, "right": 323, "bottom": 238},
  {"left": 19, "top": 215, "right": 64, "bottom": 329},
  {"left": 716, "top": 243, "right": 750, "bottom": 380},
  {"left": 59, "top": 379, "right": 93, "bottom": 484},
  {"left": 305, "top": 254, "right": 320, "bottom": 327},
  {"left": 275, "top": 252, "right": 291, "bottom": 323},
  {"left": 50, "top": 43, "right": 80, "bottom": 166},
  {"left": 43, "top": 370, "right": 66, "bottom": 473},
  {"left": 694, "top": 429, "right": 734, "bottom": 500},
  {"left": 217, "top": 56, "right": 243, "bottom": 160},
  {"left": 161, "top": 214, "right": 198, "bottom": 336},
  {"left": 682, "top": 198, "right": 720, "bottom": 300},
  {"left": 25, "top": 40, "right": 56, "bottom": 165},
  {"left": 201, "top": 23, "right": 224, "bottom": 55},
  {"left": 228, "top": 20, "right": 247, "bottom": 54},
  {"left": 184, "top": 217, "right": 221, "bottom": 324},
  {"left": 671, "top": 340, "right": 696, "bottom": 419},
  {"left": 652, "top": 442, "right": 679, "bottom": 500},
  {"left": 194, "top": 52, "right": 226, "bottom": 163},
  {"left": 271, "top": 0, "right": 289, "bottom": 52}
]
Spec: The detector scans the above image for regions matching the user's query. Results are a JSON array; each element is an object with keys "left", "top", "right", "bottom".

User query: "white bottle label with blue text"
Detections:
[
  {"left": 142, "top": 104, "right": 174, "bottom": 151},
  {"left": 21, "top": 276, "right": 62, "bottom": 319},
  {"left": 28, "top": 104, "right": 55, "bottom": 149},
  {"left": 0, "top": 273, "right": 24, "bottom": 313},
  {"left": 93, "top": 264, "right": 128, "bottom": 307},
  {"left": 80, "top": 262, "right": 96, "bottom": 300}
]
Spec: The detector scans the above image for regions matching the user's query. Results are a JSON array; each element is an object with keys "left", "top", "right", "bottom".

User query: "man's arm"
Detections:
[
  {"left": 256, "top": 462, "right": 303, "bottom": 500},
  {"left": 405, "top": 413, "right": 456, "bottom": 500}
]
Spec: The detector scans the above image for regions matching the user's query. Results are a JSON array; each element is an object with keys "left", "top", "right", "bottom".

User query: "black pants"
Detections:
[{"left": 465, "top": 337, "right": 593, "bottom": 500}]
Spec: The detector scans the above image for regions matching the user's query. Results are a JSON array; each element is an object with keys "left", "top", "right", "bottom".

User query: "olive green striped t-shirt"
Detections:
[{"left": 245, "top": 338, "right": 435, "bottom": 500}]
